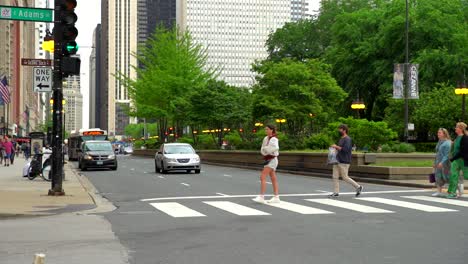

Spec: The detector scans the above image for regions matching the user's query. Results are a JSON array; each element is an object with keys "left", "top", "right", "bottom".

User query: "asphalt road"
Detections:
[{"left": 78, "top": 155, "right": 468, "bottom": 264}]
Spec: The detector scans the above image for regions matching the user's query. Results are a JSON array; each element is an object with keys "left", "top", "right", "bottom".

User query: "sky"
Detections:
[{"left": 75, "top": 0, "right": 321, "bottom": 130}]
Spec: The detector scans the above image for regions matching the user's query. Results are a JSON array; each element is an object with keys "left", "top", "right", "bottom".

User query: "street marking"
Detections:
[
  {"left": 402, "top": 196, "right": 468, "bottom": 207},
  {"left": 150, "top": 202, "right": 206, "bottom": 218},
  {"left": 307, "top": 199, "right": 394, "bottom": 213},
  {"left": 181, "top": 183, "right": 190, "bottom": 187},
  {"left": 223, "top": 174, "right": 232, "bottom": 177},
  {"left": 204, "top": 201, "right": 270, "bottom": 216},
  {"left": 357, "top": 197, "right": 458, "bottom": 212},
  {"left": 266, "top": 201, "right": 334, "bottom": 215},
  {"left": 258, "top": 180, "right": 272, "bottom": 185},
  {"left": 216, "top": 193, "right": 228, "bottom": 196},
  {"left": 141, "top": 189, "right": 430, "bottom": 202},
  {"left": 158, "top": 176, "right": 165, "bottom": 179},
  {"left": 316, "top": 190, "right": 330, "bottom": 193}
]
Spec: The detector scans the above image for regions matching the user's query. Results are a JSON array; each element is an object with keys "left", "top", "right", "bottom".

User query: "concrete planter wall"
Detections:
[{"left": 133, "top": 149, "right": 433, "bottom": 180}]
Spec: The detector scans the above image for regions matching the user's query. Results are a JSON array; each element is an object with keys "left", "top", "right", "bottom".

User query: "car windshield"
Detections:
[
  {"left": 85, "top": 143, "right": 113, "bottom": 152},
  {"left": 164, "top": 145, "right": 194, "bottom": 154}
]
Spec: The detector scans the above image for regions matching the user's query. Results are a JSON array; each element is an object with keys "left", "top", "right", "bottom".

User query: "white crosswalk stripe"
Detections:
[
  {"left": 147, "top": 196, "right": 467, "bottom": 218},
  {"left": 402, "top": 196, "right": 468, "bottom": 207},
  {"left": 204, "top": 201, "right": 270, "bottom": 216},
  {"left": 306, "top": 199, "right": 394, "bottom": 213},
  {"left": 150, "top": 202, "right": 206, "bottom": 218},
  {"left": 356, "top": 197, "right": 458, "bottom": 212},
  {"left": 266, "top": 201, "right": 334, "bottom": 215}
]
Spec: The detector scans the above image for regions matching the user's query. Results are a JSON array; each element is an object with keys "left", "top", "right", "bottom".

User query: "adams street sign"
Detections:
[{"left": 0, "top": 5, "right": 53, "bottom": 22}]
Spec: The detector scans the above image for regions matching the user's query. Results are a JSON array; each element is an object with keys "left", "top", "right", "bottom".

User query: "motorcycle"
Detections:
[{"left": 22, "top": 147, "right": 52, "bottom": 181}]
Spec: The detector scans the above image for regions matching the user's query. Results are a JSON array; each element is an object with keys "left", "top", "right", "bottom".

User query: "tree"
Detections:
[
  {"left": 188, "top": 80, "right": 252, "bottom": 145},
  {"left": 265, "top": 19, "right": 324, "bottom": 61},
  {"left": 252, "top": 59, "right": 347, "bottom": 136},
  {"left": 118, "top": 25, "right": 216, "bottom": 141}
]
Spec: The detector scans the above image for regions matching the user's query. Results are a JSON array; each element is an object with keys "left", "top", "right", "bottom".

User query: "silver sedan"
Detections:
[{"left": 154, "top": 143, "right": 201, "bottom": 174}]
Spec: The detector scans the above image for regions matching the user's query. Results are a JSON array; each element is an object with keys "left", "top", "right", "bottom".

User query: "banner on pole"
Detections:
[
  {"left": 393, "top": 64, "right": 404, "bottom": 99},
  {"left": 408, "top": 64, "right": 419, "bottom": 99}
]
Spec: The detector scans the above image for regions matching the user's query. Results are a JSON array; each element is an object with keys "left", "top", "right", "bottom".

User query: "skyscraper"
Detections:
[
  {"left": 89, "top": 24, "right": 103, "bottom": 129},
  {"left": 291, "top": 0, "right": 310, "bottom": 21},
  {"left": 176, "top": 0, "right": 291, "bottom": 87},
  {"left": 63, "top": 74, "right": 83, "bottom": 133},
  {"left": 101, "top": 0, "right": 138, "bottom": 137}
]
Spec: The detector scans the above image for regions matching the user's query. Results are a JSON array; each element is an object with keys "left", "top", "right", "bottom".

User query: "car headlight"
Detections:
[
  {"left": 84, "top": 155, "right": 93, "bottom": 160},
  {"left": 108, "top": 154, "right": 116, "bottom": 159},
  {"left": 166, "top": 158, "right": 177, "bottom": 162},
  {"left": 192, "top": 157, "right": 200, "bottom": 162}
]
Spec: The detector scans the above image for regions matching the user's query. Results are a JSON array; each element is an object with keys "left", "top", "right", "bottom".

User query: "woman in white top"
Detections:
[{"left": 253, "top": 124, "right": 280, "bottom": 203}]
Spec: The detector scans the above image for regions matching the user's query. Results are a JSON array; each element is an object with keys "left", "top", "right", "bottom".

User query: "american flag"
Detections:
[{"left": 0, "top": 76, "right": 10, "bottom": 104}]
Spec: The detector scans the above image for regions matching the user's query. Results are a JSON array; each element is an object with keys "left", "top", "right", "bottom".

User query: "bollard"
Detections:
[{"left": 33, "top": 253, "right": 46, "bottom": 264}]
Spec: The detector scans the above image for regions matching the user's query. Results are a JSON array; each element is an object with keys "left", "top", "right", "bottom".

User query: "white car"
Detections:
[{"left": 154, "top": 143, "right": 201, "bottom": 174}]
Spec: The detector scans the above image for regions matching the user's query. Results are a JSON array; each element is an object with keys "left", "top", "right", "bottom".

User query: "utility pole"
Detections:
[
  {"left": 49, "top": 0, "right": 80, "bottom": 196},
  {"left": 404, "top": 0, "right": 410, "bottom": 143}
]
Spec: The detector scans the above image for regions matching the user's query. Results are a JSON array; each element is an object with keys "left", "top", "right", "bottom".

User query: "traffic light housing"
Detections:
[{"left": 54, "top": 0, "right": 80, "bottom": 76}]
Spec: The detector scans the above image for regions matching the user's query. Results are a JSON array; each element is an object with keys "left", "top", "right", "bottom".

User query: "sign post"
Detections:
[{"left": 33, "top": 67, "right": 52, "bottom": 93}]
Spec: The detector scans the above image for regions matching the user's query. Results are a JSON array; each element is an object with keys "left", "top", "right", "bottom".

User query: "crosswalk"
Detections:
[{"left": 146, "top": 196, "right": 468, "bottom": 218}]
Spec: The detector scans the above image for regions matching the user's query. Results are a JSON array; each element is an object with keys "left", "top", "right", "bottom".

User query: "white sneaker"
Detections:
[
  {"left": 431, "top": 192, "right": 441, "bottom": 197},
  {"left": 267, "top": 196, "right": 281, "bottom": 204},
  {"left": 252, "top": 195, "right": 265, "bottom": 203}
]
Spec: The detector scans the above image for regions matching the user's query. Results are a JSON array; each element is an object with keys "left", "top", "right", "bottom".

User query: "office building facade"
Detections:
[
  {"left": 101, "top": 0, "right": 138, "bottom": 137},
  {"left": 176, "top": 0, "right": 291, "bottom": 87},
  {"left": 291, "top": 0, "right": 310, "bottom": 21},
  {"left": 63, "top": 74, "right": 83, "bottom": 133}
]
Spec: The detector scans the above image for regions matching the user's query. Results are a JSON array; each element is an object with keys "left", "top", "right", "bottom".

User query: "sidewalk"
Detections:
[
  {"left": 0, "top": 156, "right": 97, "bottom": 217},
  {"left": 0, "top": 156, "right": 129, "bottom": 264}
]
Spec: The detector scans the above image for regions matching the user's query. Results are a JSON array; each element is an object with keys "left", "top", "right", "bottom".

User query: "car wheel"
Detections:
[
  {"left": 155, "top": 160, "right": 160, "bottom": 173},
  {"left": 161, "top": 162, "right": 168, "bottom": 174},
  {"left": 195, "top": 169, "right": 201, "bottom": 174}
]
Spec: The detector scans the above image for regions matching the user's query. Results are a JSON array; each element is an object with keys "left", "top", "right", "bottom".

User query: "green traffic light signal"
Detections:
[{"left": 64, "top": 41, "right": 78, "bottom": 55}]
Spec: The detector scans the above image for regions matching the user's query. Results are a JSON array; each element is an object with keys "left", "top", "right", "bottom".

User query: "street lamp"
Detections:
[
  {"left": 351, "top": 99, "right": 366, "bottom": 118},
  {"left": 455, "top": 82, "right": 468, "bottom": 122},
  {"left": 275, "top": 118, "right": 286, "bottom": 131}
]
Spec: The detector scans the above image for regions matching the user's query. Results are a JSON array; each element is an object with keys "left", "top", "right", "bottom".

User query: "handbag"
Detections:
[
  {"left": 428, "top": 173, "right": 436, "bottom": 183},
  {"left": 327, "top": 147, "right": 338, "bottom": 165}
]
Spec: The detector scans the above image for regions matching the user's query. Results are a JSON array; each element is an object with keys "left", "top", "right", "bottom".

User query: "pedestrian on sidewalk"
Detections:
[
  {"left": 432, "top": 128, "right": 452, "bottom": 197},
  {"left": 2, "top": 136, "right": 13, "bottom": 167},
  {"left": 329, "top": 124, "right": 363, "bottom": 197},
  {"left": 23, "top": 142, "right": 30, "bottom": 160},
  {"left": 0, "top": 137, "right": 4, "bottom": 165},
  {"left": 10, "top": 139, "right": 16, "bottom": 165},
  {"left": 448, "top": 122, "right": 468, "bottom": 198},
  {"left": 253, "top": 124, "right": 281, "bottom": 204}
]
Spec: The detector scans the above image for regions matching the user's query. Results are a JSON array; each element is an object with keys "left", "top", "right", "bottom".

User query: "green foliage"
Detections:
[
  {"left": 306, "top": 133, "right": 333, "bottom": 150},
  {"left": 194, "top": 134, "right": 218, "bottom": 150},
  {"left": 188, "top": 80, "right": 252, "bottom": 129},
  {"left": 177, "top": 137, "right": 194, "bottom": 145},
  {"left": 266, "top": 19, "right": 324, "bottom": 61},
  {"left": 328, "top": 117, "right": 398, "bottom": 151},
  {"left": 252, "top": 59, "right": 347, "bottom": 135},
  {"left": 381, "top": 142, "right": 416, "bottom": 153},
  {"left": 413, "top": 142, "right": 438, "bottom": 153},
  {"left": 133, "top": 139, "right": 162, "bottom": 150},
  {"left": 223, "top": 131, "right": 243, "bottom": 147}
]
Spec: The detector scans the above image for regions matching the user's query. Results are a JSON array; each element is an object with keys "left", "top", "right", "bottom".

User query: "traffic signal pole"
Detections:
[{"left": 49, "top": 1, "right": 65, "bottom": 196}]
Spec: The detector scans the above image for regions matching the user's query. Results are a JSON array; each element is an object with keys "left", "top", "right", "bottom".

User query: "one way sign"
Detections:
[{"left": 33, "top": 67, "right": 52, "bottom": 92}]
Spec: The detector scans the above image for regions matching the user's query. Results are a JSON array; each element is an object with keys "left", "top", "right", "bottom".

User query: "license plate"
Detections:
[{"left": 97, "top": 161, "right": 103, "bottom": 165}]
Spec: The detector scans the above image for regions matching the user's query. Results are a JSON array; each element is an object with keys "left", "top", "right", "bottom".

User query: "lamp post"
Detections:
[
  {"left": 351, "top": 99, "right": 366, "bottom": 118},
  {"left": 308, "top": 113, "right": 315, "bottom": 135},
  {"left": 275, "top": 118, "right": 286, "bottom": 131},
  {"left": 455, "top": 83, "right": 468, "bottom": 122}
]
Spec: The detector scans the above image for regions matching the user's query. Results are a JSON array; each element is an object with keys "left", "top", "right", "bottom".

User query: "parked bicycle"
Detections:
[{"left": 24, "top": 148, "right": 52, "bottom": 181}]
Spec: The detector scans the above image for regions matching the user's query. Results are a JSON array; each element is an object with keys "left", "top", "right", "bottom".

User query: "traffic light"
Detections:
[{"left": 55, "top": 0, "right": 80, "bottom": 76}]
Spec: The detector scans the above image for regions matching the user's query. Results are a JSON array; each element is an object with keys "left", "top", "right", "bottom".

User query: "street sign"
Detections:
[
  {"left": 22, "top": 58, "right": 53, "bottom": 67},
  {"left": 33, "top": 67, "right": 52, "bottom": 93},
  {"left": 0, "top": 5, "right": 53, "bottom": 22}
]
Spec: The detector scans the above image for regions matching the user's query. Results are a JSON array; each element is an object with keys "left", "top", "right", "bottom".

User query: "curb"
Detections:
[{"left": 69, "top": 164, "right": 117, "bottom": 215}]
